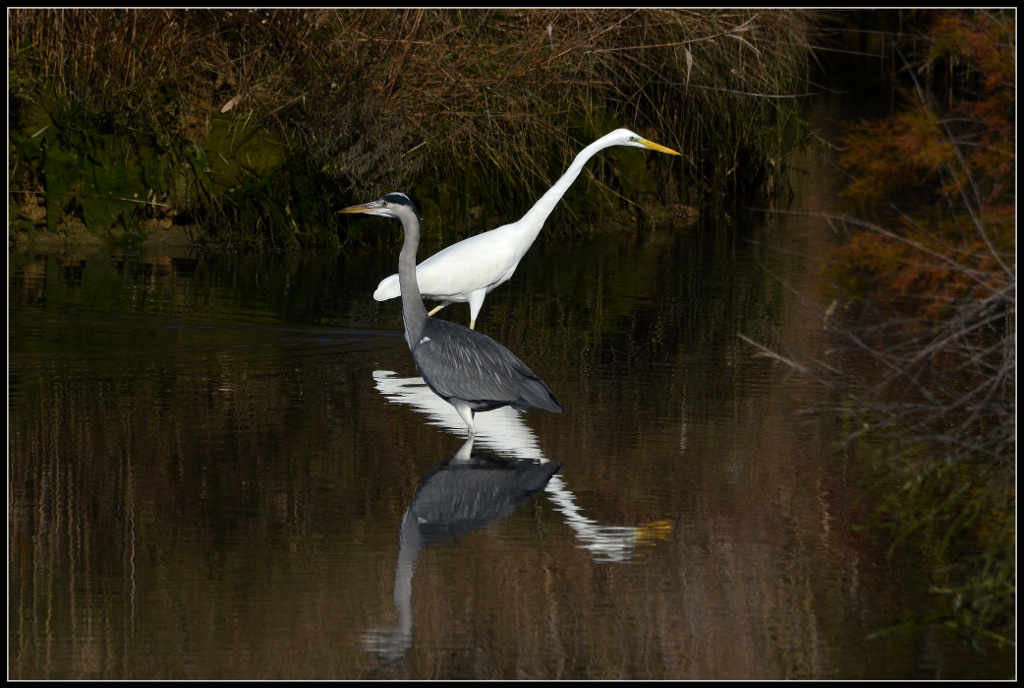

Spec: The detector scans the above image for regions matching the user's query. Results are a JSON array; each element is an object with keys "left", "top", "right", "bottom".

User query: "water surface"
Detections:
[{"left": 8, "top": 107, "right": 1014, "bottom": 680}]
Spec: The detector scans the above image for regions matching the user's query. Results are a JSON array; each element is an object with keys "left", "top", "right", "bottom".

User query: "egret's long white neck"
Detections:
[{"left": 515, "top": 133, "right": 619, "bottom": 243}]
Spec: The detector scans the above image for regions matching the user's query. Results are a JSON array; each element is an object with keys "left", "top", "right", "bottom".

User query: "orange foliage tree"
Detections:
[
  {"left": 827, "top": 9, "right": 1014, "bottom": 645},
  {"left": 835, "top": 10, "right": 1014, "bottom": 319}
]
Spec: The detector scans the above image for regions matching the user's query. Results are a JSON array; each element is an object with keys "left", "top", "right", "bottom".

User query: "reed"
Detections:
[{"left": 9, "top": 9, "right": 819, "bottom": 248}]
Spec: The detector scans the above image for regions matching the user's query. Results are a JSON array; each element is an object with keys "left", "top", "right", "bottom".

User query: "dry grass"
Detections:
[
  {"left": 311, "top": 9, "right": 817, "bottom": 204},
  {"left": 9, "top": 9, "right": 819, "bottom": 244}
]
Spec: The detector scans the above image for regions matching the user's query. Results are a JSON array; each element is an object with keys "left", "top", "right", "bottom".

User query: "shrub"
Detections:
[{"left": 829, "top": 10, "right": 1014, "bottom": 645}]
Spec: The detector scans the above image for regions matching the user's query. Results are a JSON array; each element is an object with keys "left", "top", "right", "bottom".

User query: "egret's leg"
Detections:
[
  {"left": 428, "top": 304, "right": 445, "bottom": 316},
  {"left": 467, "top": 291, "right": 486, "bottom": 331}
]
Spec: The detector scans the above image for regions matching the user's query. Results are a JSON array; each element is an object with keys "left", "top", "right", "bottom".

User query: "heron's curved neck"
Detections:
[
  {"left": 517, "top": 136, "right": 616, "bottom": 242},
  {"left": 397, "top": 213, "right": 430, "bottom": 345}
]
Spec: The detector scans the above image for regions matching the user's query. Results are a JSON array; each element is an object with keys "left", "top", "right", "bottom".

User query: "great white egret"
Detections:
[
  {"left": 341, "top": 192, "right": 563, "bottom": 436},
  {"left": 373, "top": 128, "right": 680, "bottom": 329}
]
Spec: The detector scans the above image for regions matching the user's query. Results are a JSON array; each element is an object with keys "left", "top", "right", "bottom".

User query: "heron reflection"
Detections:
[
  {"left": 362, "top": 435, "right": 561, "bottom": 663},
  {"left": 374, "top": 370, "right": 671, "bottom": 564}
]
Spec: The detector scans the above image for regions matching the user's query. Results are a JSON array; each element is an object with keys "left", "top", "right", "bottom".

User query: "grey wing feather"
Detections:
[{"left": 413, "top": 321, "right": 562, "bottom": 413}]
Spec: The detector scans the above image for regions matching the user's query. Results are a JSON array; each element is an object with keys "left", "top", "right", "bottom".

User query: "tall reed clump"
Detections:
[
  {"left": 308, "top": 9, "right": 818, "bottom": 233},
  {"left": 8, "top": 10, "right": 333, "bottom": 249},
  {"left": 9, "top": 9, "right": 818, "bottom": 249},
  {"left": 822, "top": 10, "right": 1013, "bottom": 645}
]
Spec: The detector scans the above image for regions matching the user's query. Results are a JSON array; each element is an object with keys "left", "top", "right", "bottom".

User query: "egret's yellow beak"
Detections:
[{"left": 640, "top": 138, "right": 681, "bottom": 156}]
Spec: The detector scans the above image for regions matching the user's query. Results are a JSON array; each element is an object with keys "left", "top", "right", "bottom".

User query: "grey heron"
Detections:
[
  {"left": 342, "top": 192, "right": 563, "bottom": 436},
  {"left": 373, "top": 128, "right": 680, "bottom": 329}
]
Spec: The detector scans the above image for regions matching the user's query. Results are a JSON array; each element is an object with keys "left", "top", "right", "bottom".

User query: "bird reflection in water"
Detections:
[
  {"left": 374, "top": 371, "right": 671, "bottom": 563},
  {"left": 362, "top": 435, "right": 561, "bottom": 664}
]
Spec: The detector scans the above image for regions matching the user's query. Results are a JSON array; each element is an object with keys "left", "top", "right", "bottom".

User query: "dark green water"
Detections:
[{"left": 7, "top": 106, "right": 1015, "bottom": 679}]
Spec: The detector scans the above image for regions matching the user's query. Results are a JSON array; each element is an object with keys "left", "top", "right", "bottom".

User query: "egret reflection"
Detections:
[
  {"left": 374, "top": 371, "right": 671, "bottom": 564},
  {"left": 363, "top": 435, "right": 561, "bottom": 663}
]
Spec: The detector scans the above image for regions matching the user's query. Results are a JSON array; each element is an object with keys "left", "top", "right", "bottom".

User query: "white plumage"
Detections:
[{"left": 373, "top": 128, "right": 680, "bottom": 329}]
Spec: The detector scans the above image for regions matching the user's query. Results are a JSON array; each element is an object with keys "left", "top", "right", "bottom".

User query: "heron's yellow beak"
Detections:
[
  {"left": 340, "top": 201, "right": 379, "bottom": 215},
  {"left": 342, "top": 200, "right": 374, "bottom": 213},
  {"left": 640, "top": 138, "right": 681, "bottom": 156}
]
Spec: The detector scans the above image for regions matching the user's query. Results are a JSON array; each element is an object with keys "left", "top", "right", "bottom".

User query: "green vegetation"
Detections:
[
  {"left": 828, "top": 10, "right": 1014, "bottom": 646},
  {"left": 9, "top": 9, "right": 817, "bottom": 249}
]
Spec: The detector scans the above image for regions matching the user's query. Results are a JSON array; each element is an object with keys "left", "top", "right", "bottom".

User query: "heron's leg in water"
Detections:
[{"left": 451, "top": 400, "right": 477, "bottom": 437}]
